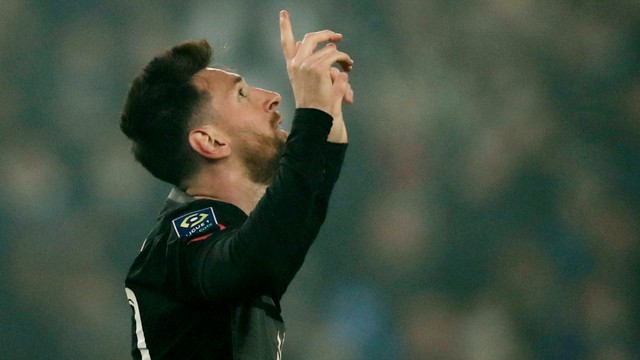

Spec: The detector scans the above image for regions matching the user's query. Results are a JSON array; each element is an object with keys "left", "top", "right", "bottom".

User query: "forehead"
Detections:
[{"left": 192, "top": 68, "right": 242, "bottom": 93}]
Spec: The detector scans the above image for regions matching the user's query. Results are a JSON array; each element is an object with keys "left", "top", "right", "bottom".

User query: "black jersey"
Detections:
[{"left": 125, "top": 109, "right": 347, "bottom": 359}]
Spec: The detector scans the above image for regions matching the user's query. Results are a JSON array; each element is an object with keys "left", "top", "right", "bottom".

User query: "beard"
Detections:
[{"left": 238, "top": 130, "right": 286, "bottom": 185}]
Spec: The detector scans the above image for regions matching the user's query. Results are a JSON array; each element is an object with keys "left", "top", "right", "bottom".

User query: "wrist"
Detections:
[{"left": 327, "top": 116, "right": 348, "bottom": 144}]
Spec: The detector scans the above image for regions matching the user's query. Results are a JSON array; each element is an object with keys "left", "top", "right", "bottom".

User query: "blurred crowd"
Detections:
[{"left": 1, "top": 0, "right": 638, "bottom": 359}]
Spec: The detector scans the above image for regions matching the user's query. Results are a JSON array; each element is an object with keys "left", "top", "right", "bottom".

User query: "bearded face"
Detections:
[
  {"left": 190, "top": 68, "right": 287, "bottom": 186},
  {"left": 236, "top": 127, "right": 287, "bottom": 185}
]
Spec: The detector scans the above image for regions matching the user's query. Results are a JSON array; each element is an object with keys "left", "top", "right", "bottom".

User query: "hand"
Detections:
[
  {"left": 279, "top": 10, "right": 353, "bottom": 118},
  {"left": 326, "top": 67, "right": 353, "bottom": 143}
]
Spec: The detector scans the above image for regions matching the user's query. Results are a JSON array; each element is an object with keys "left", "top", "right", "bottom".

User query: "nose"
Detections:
[{"left": 259, "top": 88, "right": 281, "bottom": 112}]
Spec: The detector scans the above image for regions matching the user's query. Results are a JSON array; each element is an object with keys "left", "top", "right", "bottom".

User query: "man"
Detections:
[{"left": 120, "top": 10, "right": 353, "bottom": 359}]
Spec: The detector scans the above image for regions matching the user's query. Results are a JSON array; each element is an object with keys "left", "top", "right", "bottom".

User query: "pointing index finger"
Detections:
[{"left": 279, "top": 10, "right": 296, "bottom": 61}]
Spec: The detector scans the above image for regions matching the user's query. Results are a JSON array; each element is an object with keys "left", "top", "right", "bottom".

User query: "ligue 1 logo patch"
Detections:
[{"left": 172, "top": 207, "right": 218, "bottom": 238}]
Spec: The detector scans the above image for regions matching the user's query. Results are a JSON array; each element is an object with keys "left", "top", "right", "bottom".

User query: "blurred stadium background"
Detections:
[{"left": 1, "top": 0, "right": 639, "bottom": 359}]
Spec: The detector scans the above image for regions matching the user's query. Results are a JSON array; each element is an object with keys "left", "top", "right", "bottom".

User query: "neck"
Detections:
[{"left": 185, "top": 162, "right": 267, "bottom": 215}]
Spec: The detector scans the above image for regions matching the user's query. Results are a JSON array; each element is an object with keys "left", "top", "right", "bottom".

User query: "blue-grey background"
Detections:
[{"left": 1, "top": 0, "right": 639, "bottom": 359}]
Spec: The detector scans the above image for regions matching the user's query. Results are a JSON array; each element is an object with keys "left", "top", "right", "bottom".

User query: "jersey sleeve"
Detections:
[
  {"left": 186, "top": 108, "right": 348, "bottom": 303},
  {"left": 316, "top": 142, "right": 348, "bottom": 210}
]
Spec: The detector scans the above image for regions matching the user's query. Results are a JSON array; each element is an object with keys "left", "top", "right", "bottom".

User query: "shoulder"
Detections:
[{"left": 165, "top": 199, "right": 247, "bottom": 244}]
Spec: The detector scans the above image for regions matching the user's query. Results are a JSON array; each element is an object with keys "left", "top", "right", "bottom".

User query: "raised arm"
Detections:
[
  {"left": 280, "top": 10, "right": 354, "bottom": 144},
  {"left": 186, "top": 11, "right": 354, "bottom": 302}
]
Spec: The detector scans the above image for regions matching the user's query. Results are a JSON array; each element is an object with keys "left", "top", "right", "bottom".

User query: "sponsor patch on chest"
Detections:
[{"left": 172, "top": 207, "right": 218, "bottom": 238}]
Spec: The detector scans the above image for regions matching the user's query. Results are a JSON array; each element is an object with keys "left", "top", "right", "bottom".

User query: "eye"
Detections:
[{"left": 239, "top": 88, "right": 248, "bottom": 98}]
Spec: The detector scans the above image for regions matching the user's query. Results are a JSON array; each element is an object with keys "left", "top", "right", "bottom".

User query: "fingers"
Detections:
[
  {"left": 279, "top": 10, "right": 296, "bottom": 60},
  {"left": 279, "top": 9, "right": 354, "bottom": 113},
  {"left": 331, "top": 68, "right": 354, "bottom": 104},
  {"left": 307, "top": 43, "right": 353, "bottom": 72},
  {"left": 330, "top": 67, "right": 340, "bottom": 82},
  {"left": 345, "top": 83, "right": 354, "bottom": 104},
  {"left": 280, "top": 10, "right": 344, "bottom": 62},
  {"left": 297, "top": 30, "right": 343, "bottom": 58}
]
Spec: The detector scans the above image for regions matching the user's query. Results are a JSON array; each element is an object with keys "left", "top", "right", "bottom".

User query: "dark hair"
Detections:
[{"left": 120, "top": 39, "right": 213, "bottom": 187}]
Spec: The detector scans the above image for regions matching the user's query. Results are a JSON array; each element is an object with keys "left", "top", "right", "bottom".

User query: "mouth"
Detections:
[
  {"left": 273, "top": 113, "right": 283, "bottom": 130},
  {"left": 273, "top": 113, "right": 288, "bottom": 138}
]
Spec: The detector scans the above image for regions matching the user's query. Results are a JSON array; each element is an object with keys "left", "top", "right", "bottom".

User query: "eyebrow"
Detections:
[{"left": 234, "top": 76, "right": 244, "bottom": 86}]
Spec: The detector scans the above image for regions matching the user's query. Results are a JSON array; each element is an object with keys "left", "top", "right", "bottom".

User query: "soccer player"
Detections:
[{"left": 119, "top": 10, "right": 353, "bottom": 359}]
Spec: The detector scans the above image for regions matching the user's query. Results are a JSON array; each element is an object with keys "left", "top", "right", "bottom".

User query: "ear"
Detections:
[{"left": 188, "top": 126, "right": 231, "bottom": 160}]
